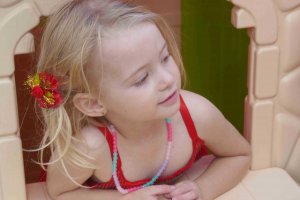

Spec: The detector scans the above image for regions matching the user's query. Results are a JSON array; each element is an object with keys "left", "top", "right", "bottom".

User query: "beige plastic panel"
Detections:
[
  {"left": 231, "top": 7, "right": 255, "bottom": 29},
  {"left": 279, "top": 67, "right": 300, "bottom": 115},
  {"left": 254, "top": 46, "right": 279, "bottom": 98},
  {"left": 216, "top": 183, "right": 254, "bottom": 200},
  {"left": 217, "top": 168, "right": 300, "bottom": 200},
  {"left": 229, "top": 0, "right": 300, "bottom": 186},
  {"left": 0, "top": 1, "right": 40, "bottom": 76},
  {"left": 250, "top": 101, "right": 274, "bottom": 169},
  {"left": 286, "top": 136, "right": 300, "bottom": 183},
  {"left": 272, "top": 114, "right": 300, "bottom": 168},
  {"left": 0, "top": 77, "right": 18, "bottom": 135},
  {"left": 0, "top": 0, "right": 21, "bottom": 8},
  {"left": 230, "top": 0, "right": 277, "bottom": 44},
  {"left": 0, "top": 135, "right": 26, "bottom": 200},
  {"left": 281, "top": 9, "right": 300, "bottom": 72},
  {"left": 276, "top": 3, "right": 300, "bottom": 184},
  {"left": 33, "top": 0, "right": 70, "bottom": 16},
  {"left": 275, "top": 0, "right": 300, "bottom": 11},
  {"left": 15, "top": 33, "right": 34, "bottom": 54},
  {"left": 242, "top": 168, "right": 300, "bottom": 199}
]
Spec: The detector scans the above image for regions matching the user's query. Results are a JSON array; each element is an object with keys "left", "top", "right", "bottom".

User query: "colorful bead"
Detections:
[{"left": 110, "top": 118, "right": 173, "bottom": 194}]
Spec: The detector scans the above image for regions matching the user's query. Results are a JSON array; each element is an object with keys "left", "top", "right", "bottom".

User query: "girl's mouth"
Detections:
[{"left": 158, "top": 90, "right": 178, "bottom": 105}]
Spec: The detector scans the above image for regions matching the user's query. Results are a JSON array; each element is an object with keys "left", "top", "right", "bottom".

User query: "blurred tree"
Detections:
[{"left": 181, "top": 0, "right": 249, "bottom": 133}]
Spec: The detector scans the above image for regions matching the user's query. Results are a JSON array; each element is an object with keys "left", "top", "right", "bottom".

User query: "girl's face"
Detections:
[{"left": 98, "top": 22, "right": 181, "bottom": 122}]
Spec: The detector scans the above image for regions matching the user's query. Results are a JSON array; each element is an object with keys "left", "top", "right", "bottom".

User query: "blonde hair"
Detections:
[{"left": 35, "top": 0, "right": 186, "bottom": 182}]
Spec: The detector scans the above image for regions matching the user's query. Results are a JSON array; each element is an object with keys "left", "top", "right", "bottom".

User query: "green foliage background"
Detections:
[{"left": 181, "top": 0, "right": 249, "bottom": 133}]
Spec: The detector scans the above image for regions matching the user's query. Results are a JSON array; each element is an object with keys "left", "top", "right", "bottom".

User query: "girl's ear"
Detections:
[{"left": 72, "top": 93, "right": 107, "bottom": 117}]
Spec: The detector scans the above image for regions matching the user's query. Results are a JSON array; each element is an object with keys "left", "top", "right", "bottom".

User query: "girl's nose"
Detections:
[{"left": 158, "top": 68, "right": 174, "bottom": 91}]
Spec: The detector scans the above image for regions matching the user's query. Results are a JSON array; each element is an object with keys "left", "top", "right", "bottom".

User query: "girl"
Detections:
[{"left": 27, "top": 0, "right": 251, "bottom": 199}]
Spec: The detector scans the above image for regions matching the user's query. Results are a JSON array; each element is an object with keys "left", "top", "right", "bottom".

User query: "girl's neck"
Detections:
[{"left": 105, "top": 116, "right": 166, "bottom": 142}]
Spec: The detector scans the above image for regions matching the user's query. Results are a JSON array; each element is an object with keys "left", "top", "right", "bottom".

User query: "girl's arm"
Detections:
[
  {"left": 46, "top": 126, "right": 123, "bottom": 200},
  {"left": 194, "top": 111, "right": 251, "bottom": 200},
  {"left": 46, "top": 159, "right": 123, "bottom": 200},
  {"left": 178, "top": 90, "right": 251, "bottom": 200}
]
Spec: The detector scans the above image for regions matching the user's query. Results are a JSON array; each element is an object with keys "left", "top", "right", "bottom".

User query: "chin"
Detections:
[{"left": 162, "top": 101, "right": 180, "bottom": 119}]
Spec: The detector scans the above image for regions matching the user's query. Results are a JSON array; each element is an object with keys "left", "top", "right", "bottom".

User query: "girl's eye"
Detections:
[
  {"left": 162, "top": 54, "right": 170, "bottom": 63},
  {"left": 134, "top": 74, "right": 148, "bottom": 86}
]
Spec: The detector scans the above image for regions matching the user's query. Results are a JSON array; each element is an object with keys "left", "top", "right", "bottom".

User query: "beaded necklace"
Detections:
[{"left": 109, "top": 118, "right": 173, "bottom": 194}]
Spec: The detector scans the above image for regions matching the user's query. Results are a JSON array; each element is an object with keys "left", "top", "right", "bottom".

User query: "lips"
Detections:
[{"left": 159, "top": 90, "right": 177, "bottom": 104}]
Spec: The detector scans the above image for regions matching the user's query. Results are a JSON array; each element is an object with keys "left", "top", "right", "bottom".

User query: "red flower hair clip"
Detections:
[{"left": 25, "top": 72, "right": 62, "bottom": 108}]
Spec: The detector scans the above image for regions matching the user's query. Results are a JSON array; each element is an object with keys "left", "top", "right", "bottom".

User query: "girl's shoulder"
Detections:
[
  {"left": 78, "top": 125, "right": 107, "bottom": 147},
  {"left": 180, "top": 89, "right": 224, "bottom": 119},
  {"left": 179, "top": 89, "right": 226, "bottom": 141},
  {"left": 75, "top": 125, "right": 110, "bottom": 164}
]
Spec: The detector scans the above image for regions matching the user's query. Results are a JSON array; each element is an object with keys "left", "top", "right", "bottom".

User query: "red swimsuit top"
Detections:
[{"left": 84, "top": 95, "right": 208, "bottom": 189}]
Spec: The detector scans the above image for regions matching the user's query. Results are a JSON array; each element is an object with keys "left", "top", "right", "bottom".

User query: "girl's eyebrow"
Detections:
[{"left": 124, "top": 42, "right": 167, "bottom": 82}]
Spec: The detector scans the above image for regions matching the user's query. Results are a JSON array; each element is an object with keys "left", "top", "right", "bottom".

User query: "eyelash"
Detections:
[
  {"left": 162, "top": 54, "right": 170, "bottom": 63},
  {"left": 135, "top": 73, "right": 148, "bottom": 86},
  {"left": 133, "top": 53, "right": 170, "bottom": 87}
]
